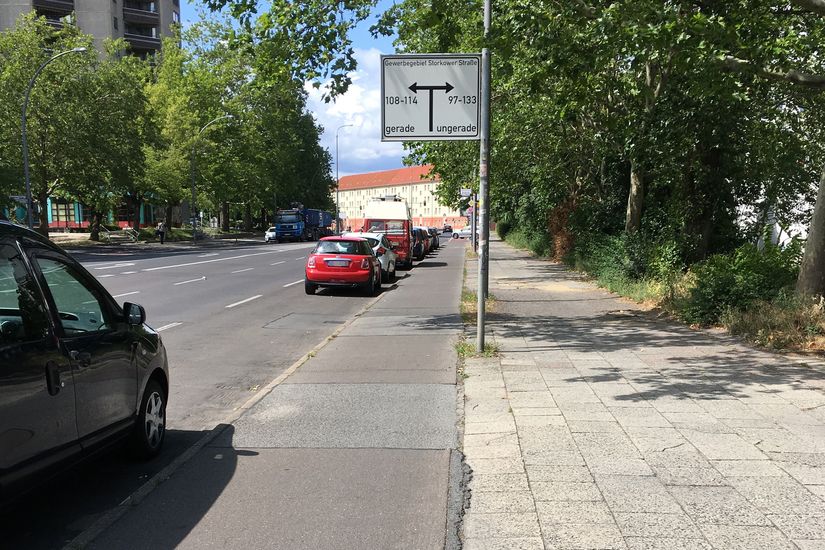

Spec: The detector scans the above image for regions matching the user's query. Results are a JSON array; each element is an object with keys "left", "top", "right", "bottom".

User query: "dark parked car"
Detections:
[
  {"left": 442, "top": 224, "right": 453, "bottom": 234},
  {"left": 427, "top": 227, "right": 440, "bottom": 250},
  {"left": 0, "top": 221, "right": 169, "bottom": 501},
  {"left": 412, "top": 227, "right": 431, "bottom": 260}
]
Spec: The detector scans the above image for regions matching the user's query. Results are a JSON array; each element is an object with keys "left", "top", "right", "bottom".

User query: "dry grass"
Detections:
[
  {"left": 460, "top": 288, "right": 496, "bottom": 324},
  {"left": 722, "top": 294, "right": 825, "bottom": 352}
]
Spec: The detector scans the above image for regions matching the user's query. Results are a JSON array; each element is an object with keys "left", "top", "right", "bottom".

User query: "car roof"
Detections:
[
  {"left": 319, "top": 236, "right": 367, "bottom": 242},
  {"left": 342, "top": 231, "right": 383, "bottom": 239},
  {"left": 0, "top": 220, "right": 65, "bottom": 252}
]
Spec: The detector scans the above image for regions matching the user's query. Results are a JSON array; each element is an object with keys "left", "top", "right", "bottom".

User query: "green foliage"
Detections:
[
  {"left": 495, "top": 220, "right": 512, "bottom": 239},
  {"left": 677, "top": 243, "right": 801, "bottom": 326},
  {"left": 505, "top": 228, "right": 553, "bottom": 258},
  {"left": 722, "top": 292, "right": 825, "bottom": 350}
]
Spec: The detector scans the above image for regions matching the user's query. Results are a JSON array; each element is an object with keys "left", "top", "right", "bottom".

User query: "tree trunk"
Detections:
[
  {"left": 37, "top": 190, "right": 49, "bottom": 237},
  {"left": 797, "top": 166, "right": 825, "bottom": 296},
  {"left": 221, "top": 201, "right": 230, "bottom": 232},
  {"left": 89, "top": 211, "right": 101, "bottom": 241},
  {"left": 165, "top": 205, "right": 173, "bottom": 227},
  {"left": 244, "top": 203, "right": 252, "bottom": 232},
  {"left": 131, "top": 195, "right": 141, "bottom": 232},
  {"left": 624, "top": 159, "right": 644, "bottom": 233}
]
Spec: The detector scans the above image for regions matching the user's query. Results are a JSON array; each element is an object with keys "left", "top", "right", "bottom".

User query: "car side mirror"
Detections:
[{"left": 124, "top": 302, "right": 146, "bottom": 326}]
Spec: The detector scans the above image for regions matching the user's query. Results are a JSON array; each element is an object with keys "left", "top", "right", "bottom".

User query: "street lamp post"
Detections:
[
  {"left": 21, "top": 47, "right": 87, "bottom": 229},
  {"left": 335, "top": 124, "right": 353, "bottom": 234},
  {"left": 190, "top": 114, "right": 234, "bottom": 240}
]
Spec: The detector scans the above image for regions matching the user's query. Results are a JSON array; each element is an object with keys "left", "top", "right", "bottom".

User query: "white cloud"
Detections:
[{"left": 306, "top": 48, "right": 405, "bottom": 177}]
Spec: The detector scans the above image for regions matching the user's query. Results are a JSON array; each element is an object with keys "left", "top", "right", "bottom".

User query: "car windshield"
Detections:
[
  {"left": 366, "top": 220, "right": 405, "bottom": 234},
  {"left": 275, "top": 214, "right": 301, "bottom": 223},
  {"left": 267, "top": 227, "right": 276, "bottom": 232},
  {"left": 315, "top": 241, "right": 364, "bottom": 254}
]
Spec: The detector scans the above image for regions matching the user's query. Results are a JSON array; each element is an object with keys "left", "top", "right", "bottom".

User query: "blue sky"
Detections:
[{"left": 180, "top": 0, "right": 405, "bottom": 177}]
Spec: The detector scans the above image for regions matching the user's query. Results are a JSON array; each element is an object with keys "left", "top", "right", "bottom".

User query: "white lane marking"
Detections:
[
  {"left": 283, "top": 279, "right": 303, "bottom": 288},
  {"left": 173, "top": 276, "right": 206, "bottom": 286},
  {"left": 141, "top": 250, "right": 281, "bottom": 272},
  {"left": 112, "top": 291, "right": 140, "bottom": 298},
  {"left": 270, "top": 261, "right": 285, "bottom": 266},
  {"left": 156, "top": 322, "right": 182, "bottom": 332},
  {"left": 121, "top": 271, "right": 137, "bottom": 275},
  {"left": 294, "top": 257, "right": 305, "bottom": 261},
  {"left": 98, "top": 274, "right": 115, "bottom": 278},
  {"left": 199, "top": 253, "right": 219, "bottom": 258},
  {"left": 225, "top": 295, "right": 262, "bottom": 309},
  {"left": 231, "top": 268, "right": 254, "bottom": 274},
  {"left": 94, "top": 262, "right": 135, "bottom": 270}
]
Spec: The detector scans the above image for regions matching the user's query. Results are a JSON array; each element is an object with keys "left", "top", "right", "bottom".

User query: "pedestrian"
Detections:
[{"left": 156, "top": 221, "right": 166, "bottom": 244}]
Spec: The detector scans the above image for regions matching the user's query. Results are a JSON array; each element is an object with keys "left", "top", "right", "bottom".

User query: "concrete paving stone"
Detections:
[
  {"left": 531, "top": 481, "right": 603, "bottom": 502},
  {"left": 722, "top": 417, "right": 784, "bottom": 429},
  {"left": 467, "top": 457, "right": 526, "bottom": 475},
  {"left": 610, "top": 407, "right": 671, "bottom": 427},
  {"left": 767, "top": 513, "right": 825, "bottom": 540},
  {"left": 462, "top": 537, "right": 545, "bottom": 550},
  {"left": 465, "top": 387, "right": 509, "bottom": 400},
  {"left": 508, "top": 391, "right": 559, "bottom": 408},
  {"left": 567, "top": 420, "right": 626, "bottom": 433},
  {"left": 541, "top": 522, "right": 626, "bottom": 550},
  {"left": 512, "top": 407, "right": 565, "bottom": 417},
  {"left": 558, "top": 402, "right": 616, "bottom": 422},
  {"left": 662, "top": 412, "right": 736, "bottom": 433},
  {"left": 470, "top": 491, "right": 537, "bottom": 514},
  {"left": 710, "top": 460, "right": 786, "bottom": 477},
  {"left": 549, "top": 386, "right": 603, "bottom": 404},
  {"left": 651, "top": 466, "right": 726, "bottom": 486},
  {"left": 500, "top": 364, "right": 544, "bottom": 373},
  {"left": 668, "top": 486, "right": 771, "bottom": 526},
  {"left": 699, "top": 524, "right": 797, "bottom": 549},
  {"left": 465, "top": 412, "right": 515, "bottom": 424},
  {"left": 515, "top": 415, "right": 568, "bottom": 428},
  {"left": 648, "top": 397, "right": 706, "bottom": 414},
  {"left": 677, "top": 430, "right": 767, "bottom": 460},
  {"left": 462, "top": 512, "right": 542, "bottom": 539},
  {"left": 574, "top": 432, "right": 643, "bottom": 459},
  {"left": 587, "top": 457, "right": 655, "bottom": 476},
  {"left": 527, "top": 464, "right": 594, "bottom": 483},
  {"left": 757, "top": 403, "right": 823, "bottom": 425},
  {"left": 500, "top": 358, "right": 539, "bottom": 366},
  {"left": 734, "top": 427, "right": 819, "bottom": 453},
  {"left": 613, "top": 512, "right": 704, "bottom": 539},
  {"left": 598, "top": 475, "right": 682, "bottom": 514},
  {"left": 535, "top": 500, "right": 615, "bottom": 524},
  {"left": 523, "top": 449, "right": 587, "bottom": 466},
  {"left": 624, "top": 537, "right": 713, "bottom": 550},
  {"left": 726, "top": 475, "right": 825, "bottom": 516},
  {"left": 794, "top": 540, "right": 825, "bottom": 550},
  {"left": 807, "top": 485, "right": 825, "bottom": 499},
  {"left": 465, "top": 446, "right": 523, "bottom": 460},
  {"left": 502, "top": 372, "right": 545, "bottom": 387},
  {"left": 471, "top": 473, "right": 530, "bottom": 492},
  {"left": 467, "top": 400, "right": 514, "bottom": 415},
  {"left": 465, "top": 420, "right": 518, "bottom": 435},
  {"left": 600, "top": 395, "right": 655, "bottom": 408},
  {"left": 699, "top": 399, "right": 765, "bottom": 420},
  {"left": 641, "top": 444, "right": 714, "bottom": 469}
]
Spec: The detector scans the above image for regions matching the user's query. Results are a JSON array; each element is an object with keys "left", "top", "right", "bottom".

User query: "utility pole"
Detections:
[{"left": 476, "top": 0, "right": 491, "bottom": 353}]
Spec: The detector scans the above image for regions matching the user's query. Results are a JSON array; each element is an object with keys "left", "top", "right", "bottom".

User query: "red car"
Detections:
[{"left": 305, "top": 236, "right": 382, "bottom": 295}]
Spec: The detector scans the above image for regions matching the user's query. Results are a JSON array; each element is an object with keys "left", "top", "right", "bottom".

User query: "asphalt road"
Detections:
[{"left": 1, "top": 236, "right": 460, "bottom": 549}]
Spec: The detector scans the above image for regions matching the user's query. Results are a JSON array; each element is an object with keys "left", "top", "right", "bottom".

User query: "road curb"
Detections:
[{"left": 63, "top": 289, "right": 389, "bottom": 550}]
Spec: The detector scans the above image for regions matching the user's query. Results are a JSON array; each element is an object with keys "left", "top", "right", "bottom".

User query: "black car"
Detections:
[{"left": 0, "top": 221, "right": 169, "bottom": 500}]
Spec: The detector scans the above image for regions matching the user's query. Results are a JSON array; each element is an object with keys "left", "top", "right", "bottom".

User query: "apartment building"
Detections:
[
  {"left": 337, "top": 165, "right": 468, "bottom": 232},
  {"left": 0, "top": 0, "right": 178, "bottom": 56}
]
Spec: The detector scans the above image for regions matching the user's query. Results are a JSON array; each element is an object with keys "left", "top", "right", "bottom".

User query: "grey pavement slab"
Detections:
[
  {"left": 219, "top": 383, "right": 457, "bottom": 449},
  {"left": 285, "top": 334, "right": 457, "bottom": 384},
  {"left": 89, "top": 447, "right": 449, "bottom": 550}
]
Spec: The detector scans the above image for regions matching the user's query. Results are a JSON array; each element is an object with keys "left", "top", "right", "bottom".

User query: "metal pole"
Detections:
[
  {"left": 21, "top": 48, "right": 86, "bottom": 229},
  {"left": 335, "top": 124, "right": 353, "bottom": 234},
  {"left": 471, "top": 193, "right": 477, "bottom": 251},
  {"left": 477, "top": 0, "right": 491, "bottom": 353},
  {"left": 190, "top": 147, "right": 197, "bottom": 241}
]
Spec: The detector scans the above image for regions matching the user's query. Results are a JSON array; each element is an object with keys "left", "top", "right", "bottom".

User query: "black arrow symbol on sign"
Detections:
[{"left": 409, "top": 82, "right": 455, "bottom": 132}]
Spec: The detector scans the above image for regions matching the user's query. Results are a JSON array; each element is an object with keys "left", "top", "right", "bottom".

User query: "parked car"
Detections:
[
  {"left": 342, "top": 231, "right": 398, "bottom": 282},
  {"left": 0, "top": 221, "right": 169, "bottom": 501},
  {"left": 452, "top": 227, "right": 474, "bottom": 239},
  {"left": 427, "top": 227, "right": 440, "bottom": 250},
  {"left": 264, "top": 226, "right": 278, "bottom": 243},
  {"left": 305, "top": 236, "right": 382, "bottom": 295},
  {"left": 413, "top": 227, "right": 431, "bottom": 259},
  {"left": 442, "top": 224, "right": 453, "bottom": 234},
  {"left": 411, "top": 228, "right": 425, "bottom": 261}
]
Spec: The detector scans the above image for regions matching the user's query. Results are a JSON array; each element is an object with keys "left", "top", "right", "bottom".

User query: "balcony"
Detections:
[
  {"left": 33, "top": 0, "right": 74, "bottom": 13},
  {"left": 124, "top": 33, "right": 161, "bottom": 52},
  {"left": 123, "top": 2, "right": 159, "bottom": 25}
]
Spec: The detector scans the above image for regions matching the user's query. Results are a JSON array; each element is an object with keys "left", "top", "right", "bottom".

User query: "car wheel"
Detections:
[
  {"left": 452, "top": 232, "right": 459, "bottom": 239},
  {"left": 364, "top": 272, "right": 375, "bottom": 296},
  {"left": 390, "top": 263, "right": 396, "bottom": 282},
  {"left": 305, "top": 280, "right": 317, "bottom": 295},
  {"left": 375, "top": 268, "right": 382, "bottom": 290},
  {"left": 131, "top": 379, "right": 166, "bottom": 459}
]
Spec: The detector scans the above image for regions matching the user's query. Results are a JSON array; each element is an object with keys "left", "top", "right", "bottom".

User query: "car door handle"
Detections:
[{"left": 69, "top": 350, "right": 92, "bottom": 367}]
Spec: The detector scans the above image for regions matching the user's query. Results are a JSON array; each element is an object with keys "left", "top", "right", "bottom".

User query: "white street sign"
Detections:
[
  {"left": 381, "top": 54, "right": 481, "bottom": 142},
  {"left": 460, "top": 188, "right": 473, "bottom": 198}
]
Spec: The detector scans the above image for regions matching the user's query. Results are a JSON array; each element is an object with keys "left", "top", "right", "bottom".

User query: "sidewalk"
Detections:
[{"left": 461, "top": 238, "right": 825, "bottom": 549}]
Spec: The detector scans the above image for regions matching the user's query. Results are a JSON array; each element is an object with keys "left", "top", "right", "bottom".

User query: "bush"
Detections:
[
  {"left": 723, "top": 291, "right": 825, "bottom": 349},
  {"left": 505, "top": 228, "right": 553, "bottom": 257},
  {"left": 496, "top": 219, "right": 513, "bottom": 239},
  {"left": 677, "top": 243, "right": 800, "bottom": 325}
]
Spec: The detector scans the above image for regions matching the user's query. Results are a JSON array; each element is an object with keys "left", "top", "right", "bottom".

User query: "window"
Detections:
[
  {"left": 51, "top": 200, "right": 75, "bottom": 225},
  {"left": 0, "top": 245, "right": 49, "bottom": 344},
  {"left": 113, "top": 16, "right": 118, "bottom": 30},
  {"left": 36, "top": 258, "right": 111, "bottom": 335},
  {"left": 172, "top": 11, "right": 180, "bottom": 23}
]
